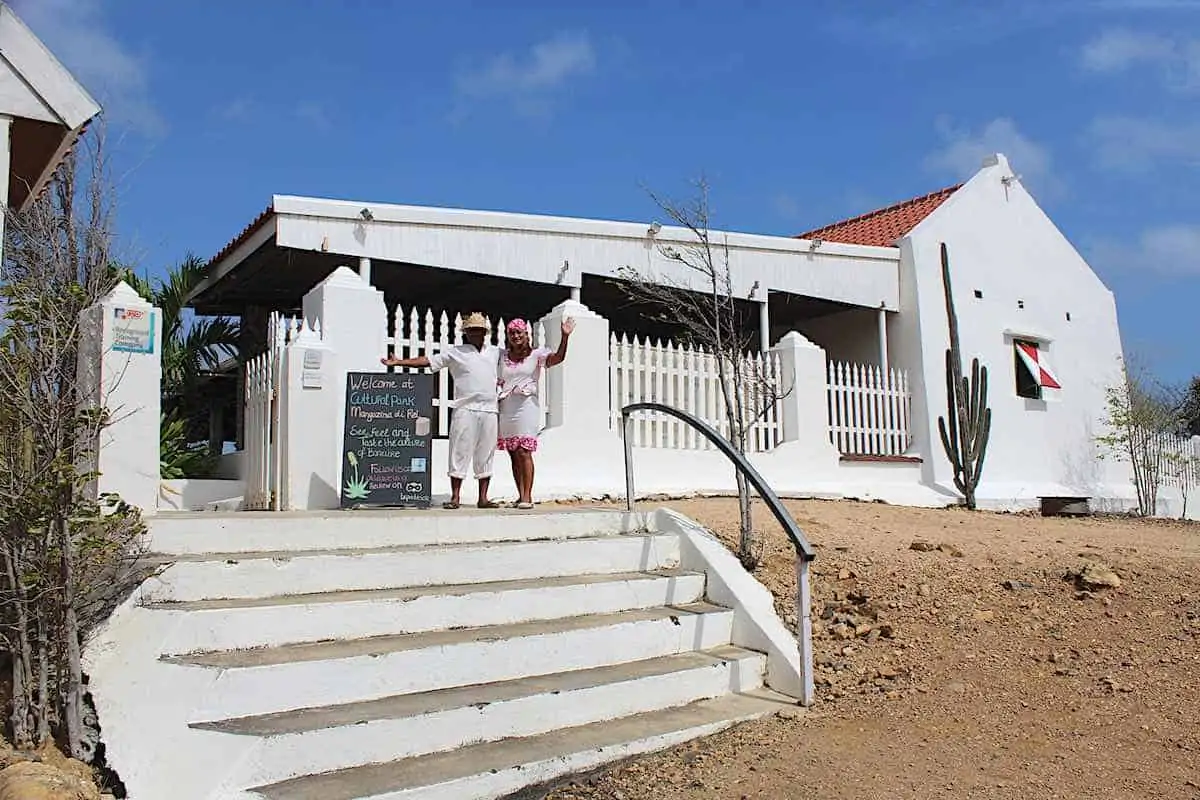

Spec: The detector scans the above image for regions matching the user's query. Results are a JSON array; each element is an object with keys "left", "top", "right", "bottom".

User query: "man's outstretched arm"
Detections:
[{"left": 381, "top": 355, "right": 432, "bottom": 368}]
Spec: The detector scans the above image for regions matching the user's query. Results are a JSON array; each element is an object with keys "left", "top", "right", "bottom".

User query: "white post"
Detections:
[
  {"left": 0, "top": 115, "right": 10, "bottom": 271},
  {"left": 570, "top": 286, "right": 581, "bottom": 303},
  {"left": 358, "top": 257, "right": 371, "bottom": 285},
  {"left": 771, "top": 331, "right": 840, "bottom": 462},
  {"left": 301, "top": 266, "right": 388, "bottom": 492},
  {"left": 539, "top": 300, "right": 610, "bottom": 435},
  {"left": 795, "top": 556, "right": 815, "bottom": 706},
  {"left": 759, "top": 299, "right": 771, "bottom": 353},
  {"left": 877, "top": 306, "right": 889, "bottom": 372},
  {"left": 278, "top": 321, "right": 340, "bottom": 509},
  {"left": 76, "top": 281, "right": 163, "bottom": 514}
]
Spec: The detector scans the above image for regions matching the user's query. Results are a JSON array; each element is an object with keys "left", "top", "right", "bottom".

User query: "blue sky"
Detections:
[{"left": 15, "top": 0, "right": 1200, "bottom": 381}]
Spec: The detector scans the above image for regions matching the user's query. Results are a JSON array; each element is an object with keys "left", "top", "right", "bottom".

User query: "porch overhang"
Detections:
[
  {"left": 189, "top": 194, "right": 903, "bottom": 318},
  {"left": 0, "top": 3, "right": 102, "bottom": 210}
]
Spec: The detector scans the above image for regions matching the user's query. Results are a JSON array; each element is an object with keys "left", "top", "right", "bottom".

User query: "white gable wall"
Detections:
[{"left": 898, "top": 154, "right": 1126, "bottom": 507}]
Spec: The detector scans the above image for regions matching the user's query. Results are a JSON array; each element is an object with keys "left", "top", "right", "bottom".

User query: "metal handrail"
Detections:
[
  {"left": 621, "top": 401, "right": 816, "bottom": 706},
  {"left": 621, "top": 402, "right": 815, "bottom": 561}
]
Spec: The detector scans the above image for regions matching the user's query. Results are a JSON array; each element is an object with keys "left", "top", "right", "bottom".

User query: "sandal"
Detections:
[
  {"left": 442, "top": 501, "right": 460, "bottom": 510},
  {"left": 477, "top": 500, "right": 501, "bottom": 509},
  {"left": 516, "top": 502, "right": 534, "bottom": 510}
]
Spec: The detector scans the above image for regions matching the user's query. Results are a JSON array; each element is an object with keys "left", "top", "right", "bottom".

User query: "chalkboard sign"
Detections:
[{"left": 341, "top": 371, "right": 434, "bottom": 508}]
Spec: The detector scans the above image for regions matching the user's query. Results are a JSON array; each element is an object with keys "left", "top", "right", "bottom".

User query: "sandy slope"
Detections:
[{"left": 545, "top": 498, "right": 1200, "bottom": 800}]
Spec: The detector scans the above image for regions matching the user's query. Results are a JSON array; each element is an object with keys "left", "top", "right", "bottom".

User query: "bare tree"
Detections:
[
  {"left": 1096, "top": 357, "right": 1189, "bottom": 517},
  {"left": 614, "top": 178, "right": 789, "bottom": 569},
  {"left": 0, "top": 125, "right": 146, "bottom": 761}
]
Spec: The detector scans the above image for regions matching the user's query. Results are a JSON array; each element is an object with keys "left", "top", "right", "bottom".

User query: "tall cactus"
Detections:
[{"left": 936, "top": 242, "right": 992, "bottom": 510}]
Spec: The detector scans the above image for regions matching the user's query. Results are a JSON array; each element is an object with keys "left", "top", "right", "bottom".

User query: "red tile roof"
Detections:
[
  {"left": 206, "top": 203, "right": 275, "bottom": 269},
  {"left": 795, "top": 184, "right": 961, "bottom": 247}
]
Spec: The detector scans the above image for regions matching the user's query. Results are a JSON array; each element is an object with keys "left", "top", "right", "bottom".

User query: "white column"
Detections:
[
  {"left": 358, "top": 257, "right": 372, "bottom": 284},
  {"left": 278, "top": 322, "right": 340, "bottom": 510},
  {"left": 877, "top": 306, "right": 889, "bottom": 372},
  {"left": 301, "top": 267, "right": 388, "bottom": 493},
  {"left": 759, "top": 298, "right": 771, "bottom": 353},
  {"left": 539, "top": 300, "right": 609, "bottom": 435},
  {"left": 76, "top": 281, "right": 163, "bottom": 514},
  {"left": 0, "top": 115, "right": 11, "bottom": 271},
  {"left": 570, "top": 286, "right": 581, "bottom": 303},
  {"left": 771, "top": 331, "right": 839, "bottom": 462}
]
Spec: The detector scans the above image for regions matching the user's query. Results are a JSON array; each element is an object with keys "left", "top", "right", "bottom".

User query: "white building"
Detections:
[{"left": 181, "top": 152, "right": 1195, "bottom": 516}]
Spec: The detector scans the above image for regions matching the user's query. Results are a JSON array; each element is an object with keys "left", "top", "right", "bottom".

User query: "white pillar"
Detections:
[
  {"left": 358, "top": 257, "right": 372, "bottom": 284},
  {"left": 301, "top": 266, "right": 388, "bottom": 492},
  {"left": 759, "top": 298, "right": 771, "bottom": 353},
  {"left": 76, "top": 281, "right": 163, "bottom": 514},
  {"left": 0, "top": 115, "right": 11, "bottom": 272},
  {"left": 570, "top": 286, "right": 581, "bottom": 303},
  {"left": 539, "top": 300, "right": 609, "bottom": 435},
  {"left": 877, "top": 306, "right": 889, "bottom": 372},
  {"left": 278, "top": 322, "right": 340, "bottom": 510},
  {"left": 771, "top": 331, "right": 839, "bottom": 463}
]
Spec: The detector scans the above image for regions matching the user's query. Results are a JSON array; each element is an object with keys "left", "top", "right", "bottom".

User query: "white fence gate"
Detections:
[
  {"left": 385, "top": 307, "right": 549, "bottom": 437},
  {"left": 826, "top": 361, "right": 912, "bottom": 457},
  {"left": 609, "top": 334, "right": 783, "bottom": 453},
  {"left": 242, "top": 312, "right": 302, "bottom": 510}
]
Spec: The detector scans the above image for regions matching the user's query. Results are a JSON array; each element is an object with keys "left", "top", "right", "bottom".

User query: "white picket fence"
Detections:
[
  {"left": 827, "top": 361, "right": 912, "bottom": 457},
  {"left": 609, "top": 334, "right": 784, "bottom": 453},
  {"left": 1137, "top": 430, "right": 1200, "bottom": 492},
  {"left": 385, "top": 307, "right": 549, "bottom": 438},
  {"left": 243, "top": 312, "right": 308, "bottom": 510}
]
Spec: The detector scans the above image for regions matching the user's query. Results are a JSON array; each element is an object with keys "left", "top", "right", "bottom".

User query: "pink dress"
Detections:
[{"left": 497, "top": 347, "right": 552, "bottom": 452}]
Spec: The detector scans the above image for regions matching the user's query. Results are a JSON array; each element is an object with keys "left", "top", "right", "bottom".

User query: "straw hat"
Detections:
[{"left": 461, "top": 312, "right": 490, "bottom": 331}]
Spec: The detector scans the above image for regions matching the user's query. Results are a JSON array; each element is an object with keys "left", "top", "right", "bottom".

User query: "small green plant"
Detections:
[
  {"left": 160, "top": 411, "right": 216, "bottom": 479},
  {"left": 343, "top": 451, "right": 370, "bottom": 500}
]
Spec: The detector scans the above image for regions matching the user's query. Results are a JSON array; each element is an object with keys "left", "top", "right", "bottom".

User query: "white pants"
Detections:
[{"left": 447, "top": 409, "right": 498, "bottom": 480}]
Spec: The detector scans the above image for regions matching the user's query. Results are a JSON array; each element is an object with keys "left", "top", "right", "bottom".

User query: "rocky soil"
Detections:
[
  {"left": 544, "top": 498, "right": 1200, "bottom": 800},
  {"left": 0, "top": 739, "right": 107, "bottom": 800}
]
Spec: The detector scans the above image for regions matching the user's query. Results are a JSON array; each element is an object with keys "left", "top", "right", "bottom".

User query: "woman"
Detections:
[{"left": 497, "top": 316, "right": 574, "bottom": 508}]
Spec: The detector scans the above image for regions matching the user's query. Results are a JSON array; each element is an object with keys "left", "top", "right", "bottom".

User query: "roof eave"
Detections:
[{"left": 0, "top": 3, "right": 102, "bottom": 130}]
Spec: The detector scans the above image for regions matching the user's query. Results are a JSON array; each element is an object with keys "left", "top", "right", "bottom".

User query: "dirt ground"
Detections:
[{"left": 544, "top": 498, "right": 1200, "bottom": 800}]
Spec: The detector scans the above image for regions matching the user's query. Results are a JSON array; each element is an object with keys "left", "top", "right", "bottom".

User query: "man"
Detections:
[{"left": 381, "top": 312, "right": 501, "bottom": 509}]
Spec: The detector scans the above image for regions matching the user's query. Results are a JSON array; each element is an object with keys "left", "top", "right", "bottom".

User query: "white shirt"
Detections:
[{"left": 428, "top": 343, "right": 500, "bottom": 413}]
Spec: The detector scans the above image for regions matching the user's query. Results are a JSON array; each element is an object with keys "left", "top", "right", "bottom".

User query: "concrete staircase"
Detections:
[{"left": 84, "top": 508, "right": 805, "bottom": 800}]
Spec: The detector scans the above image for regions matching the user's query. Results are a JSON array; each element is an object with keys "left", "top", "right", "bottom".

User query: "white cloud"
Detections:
[
  {"left": 11, "top": 0, "right": 164, "bottom": 136},
  {"left": 925, "top": 117, "right": 1062, "bottom": 196},
  {"left": 1088, "top": 224, "right": 1200, "bottom": 277},
  {"left": 1086, "top": 115, "right": 1200, "bottom": 171},
  {"left": 454, "top": 32, "right": 595, "bottom": 119},
  {"left": 1081, "top": 29, "right": 1175, "bottom": 70},
  {"left": 1080, "top": 28, "right": 1200, "bottom": 90}
]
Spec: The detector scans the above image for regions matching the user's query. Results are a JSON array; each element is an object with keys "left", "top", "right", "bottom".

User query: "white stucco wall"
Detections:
[
  {"left": 898, "top": 154, "right": 1127, "bottom": 505},
  {"left": 795, "top": 308, "right": 882, "bottom": 365}
]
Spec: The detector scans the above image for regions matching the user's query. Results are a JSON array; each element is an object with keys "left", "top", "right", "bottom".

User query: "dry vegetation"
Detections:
[{"left": 546, "top": 498, "right": 1200, "bottom": 800}]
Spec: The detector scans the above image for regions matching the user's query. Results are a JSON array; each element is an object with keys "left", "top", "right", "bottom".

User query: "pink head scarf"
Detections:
[{"left": 506, "top": 319, "right": 529, "bottom": 336}]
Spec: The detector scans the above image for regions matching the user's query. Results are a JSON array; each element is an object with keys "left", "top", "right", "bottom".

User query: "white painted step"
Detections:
[
  {"left": 201, "top": 646, "right": 766, "bottom": 791},
  {"left": 147, "top": 508, "right": 639, "bottom": 556},
  {"left": 246, "top": 690, "right": 795, "bottom": 800},
  {"left": 177, "top": 604, "right": 734, "bottom": 722},
  {"left": 149, "top": 570, "right": 707, "bottom": 654},
  {"left": 142, "top": 533, "right": 681, "bottom": 603}
]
